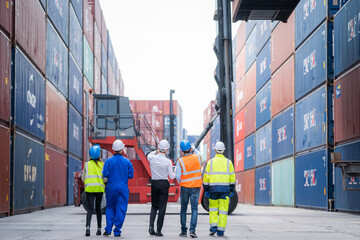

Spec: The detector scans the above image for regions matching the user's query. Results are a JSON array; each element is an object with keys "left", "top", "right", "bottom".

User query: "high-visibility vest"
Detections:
[
  {"left": 203, "top": 154, "right": 235, "bottom": 190},
  {"left": 84, "top": 160, "right": 105, "bottom": 193},
  {"left": 178, "top": 153, "right": 203, "bottom": 188}
]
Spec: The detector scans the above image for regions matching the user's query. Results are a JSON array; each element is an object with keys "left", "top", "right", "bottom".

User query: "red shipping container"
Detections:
[
  {"left": 101, "top": 11, "right": 107, "bottom": 52},
  {"left": 155, "top": 130, "right": 164, "bottom": 141},
  {"left": 334, "top": 64, "right": 360, "bottom": 144},
  {"left": 94, "top": 22, "right": 102, "bottom": 67},
  {"left": 83, "top": 77, "right": 94, "bottom": 122},
  {"left": 135, "top": 100, "right": 165, "bottom": 114},
  {"left": 44, "top": 145, "right": 67, "bottom": 207},
  {"left": 163, "top": 100, "right": 180, "bottom": 115},
  {"left": 83, "top": 0, "right": 94, "bottom": 52},
  {"left": 271, "top": 12, "right": 295, "bottom": 74},
  {"left": 234, "top": 140, "right": 244, "bottom": 172},
  {"left": 236, "top": 22, "right": 246, "bottom": 56},
  {"left": 235, "top": 76, "right": 245, "bottom": 113},
  {"left": 15, "top": 0, "right": 46, "bottom": 74},
  {"left": 129, "top": 100, "right": 136, "bottom": 112},
  {"left": 0, "top": 31, "right": 11, "bottom": 123},
  {"left": 235, "top": 171, "right": 244, "bottom": 203},
  {"left": 244, "top": 62, "right": 256, "bottom": 105},
  {"left": 234, "top": 109, "right": 245, "bottom": 144},
  {"left": 271, "top": 55, "right": 294, "bottom": 117},
  {"left": 205, "top": 139, "right": 211, "bottom": 160},
  {"left": 0, "top": 124, "right": 10, "bottom": 216},
  {"left": 0, "top": 0, "right": 12, "bottom": 36},
  {"left": 88, "top": 0, "right": 101, "bottom": 27},
  {"left": 94, "top": 60, "right": 101, "bottom": 94},
  {"left": 46, "top": 81, "right": 68, "bottom": 151},
  {"left": 107, "top": 60, "right": 116, "bottom": 91},
  {"left": 243, "top": 169, "right": 255, "bottom": 204},
  {"left": 236, "top": 47, "right": 246, "bottom": 84},
  {"left": 245, "top": 96, "right": 256, "bottom": 138},
  {"left": 203, "top": 101, "right": 216, "bottom": 126},
  {"left": 154, "top": 114, "right": 164, "bottom": 131}
]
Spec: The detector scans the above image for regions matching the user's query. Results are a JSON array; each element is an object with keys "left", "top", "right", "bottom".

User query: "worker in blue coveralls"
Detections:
[{"left": 102, "top": 139, "right": 134, "bottom": 237}]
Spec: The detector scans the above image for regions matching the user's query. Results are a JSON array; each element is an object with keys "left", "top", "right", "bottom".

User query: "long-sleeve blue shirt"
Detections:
[{"left": 102, "top": 154, "right": 134, "bottom": 187}]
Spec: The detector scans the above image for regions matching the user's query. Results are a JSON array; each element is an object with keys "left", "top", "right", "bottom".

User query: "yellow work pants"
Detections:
[{"left": 209, "top": 196, "right": 229, "bottom": 231}]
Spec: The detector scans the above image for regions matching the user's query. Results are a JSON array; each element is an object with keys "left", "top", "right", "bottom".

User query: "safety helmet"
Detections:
[
  {"left": 112, "top": 139, "right": 125, "bottom": 151},
  {"left": 89, "top": 145, "right": 101, "bottom": 159},
  {"left": 214, "top": 141, "right": 225, "bottom": 153},
  {"left": 180, "top": 140, "right": 191, "bottom": 152},
  {"left": 158, "top": 139, "right": 170, "bottom": 152}
]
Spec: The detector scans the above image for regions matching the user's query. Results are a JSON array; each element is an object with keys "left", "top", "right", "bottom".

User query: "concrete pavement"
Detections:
[{"left": 0, "top": 203, "right": 359, "bottom": 239}]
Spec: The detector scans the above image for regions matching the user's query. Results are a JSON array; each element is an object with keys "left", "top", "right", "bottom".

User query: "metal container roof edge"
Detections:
[
  {"left": 271, "top": 52, "right": 294, "bottom": 77},
  {"left": 295, "top": 19, "right": 327, "bottom": 51},
  {"left": 294, "top": 145, "right": 328, "bottom": 157},
  {"left": 271, "top": 103, "right": 294, "bottom": 120}
]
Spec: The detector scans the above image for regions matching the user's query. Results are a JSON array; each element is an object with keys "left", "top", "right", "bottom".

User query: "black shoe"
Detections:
[
  {"left": 85, "top": 228, "right": 90, "bottom": 236},
  {"left": 179, "top": 232, "right": 187, "bottom": 237},
  {"left": 209, "top": 231, "right": 216, "bottom": 236},
  {"left": 96, "top": 229, "right": 101, "bottom": 235},
  {"left": 103, "top": 231, "right": 111, "bottom": 236},
  {"left": 114, "top": 234, "right": 121, "bottom": 237},
  {"left": 156, "top": 231, "right": 163, "bottom": 237},
  {"left": 190, "top": 232, "right": 198, "bottom": 238},
  {"left": 149, "top": 226, "right": 156, "bottom": 235}
]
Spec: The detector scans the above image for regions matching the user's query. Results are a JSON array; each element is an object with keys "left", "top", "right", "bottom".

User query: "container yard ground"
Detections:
[{"left": 0, "top": 203, "right": 359, "bottom": 240}]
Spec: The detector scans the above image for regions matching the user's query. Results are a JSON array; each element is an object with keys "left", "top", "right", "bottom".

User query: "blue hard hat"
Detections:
[
  {"left": 180, "top": 140, "right": 191, "bottom": 152},
  {"left": 89, "top": 145, "right": 101, "bottom": 159}
]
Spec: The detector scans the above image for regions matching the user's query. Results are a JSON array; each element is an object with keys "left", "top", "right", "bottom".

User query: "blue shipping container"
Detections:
[
  {"left": 68, "top": 105, "right": 83, "bottom": 158},
  {"left": 334, "top": 0, "right": 360, "bottom": 77},
  {"left": 295, "top": 86, "right": 326, "bottom": 152},
  {"left": 256, "top": 81, "right": 271, "bottom": 129},
  {"left": 83, "top": 37, "right": 94, "bottom": 88},
  {"left": 101, "top": 75, "right": 107, "bottom": 94},
  {"left": 245, "top": 26, "right": 258, "bottom": 72},
  {"left": 107, "top": 33, "right": 115, "bottom": 72},
  {"left": 256, "top": 122, "right": 271, "bottom": 166},
  {"left": 256, "top": 20, "right": 271, "bottom": 54},
  {"left": 13, "top": 132, "right": 44, "bottom": 211},
  {"left": 69, "top": 4, "right": 83, "bottom": 70},
  {"left": 334, "top": 140, "right": 360, "bottom": 212},
  {"left": 256, "top": 39, "right": 271, "bottom": 92},
  {"left": 70, "top": 0, "right": 83, "bottom": 27},
  {"left": 246, "top": 20, "right": 257, "bottom": 39},
  {"left": 272, "top": 106, "right": 294, "bottom": 161},
  {"left": 270, "top": 21, "right": 279, "bottom": 31},
  {"left": 295, "top": 23, "right": 327, "bottom": 100},
  {"left": 212, "top": 115, "right": 220, "bottom": 134},
  {"left": 255, "top": 164, "right": 271, "bottom": 205},
  {"left": 67, "top": 155, "right": 82, "bottom": 205},
  {"left": 39, "top": 0, "right": 46, "bottom": 10},
  {"left": 295, "top": 149, "right": 329, "bottom": 209},
  {"left": 14, "top": 48, "right": 45, "bottom": 140},
  {"left": 46, "top": 20, "right": 69, "bottom": 98},
  {"left": 244, "top": 134, "right": 256, "bottom": 170},
  {"left": 210, "top": 131, "right": 220, "bottom": 159},
  {"left": 69, "top": 55, "right": 83, "bottom": 114},
  {"left": 47, "top": 0, "right": 69, "bottom": 45},
  {"left": 101, "top": 43, "right": 107, "bottom": 80}
]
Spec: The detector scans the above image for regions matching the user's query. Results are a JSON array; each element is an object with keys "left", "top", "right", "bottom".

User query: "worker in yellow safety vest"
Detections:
[
  {"left": 81, "top": 145, "right": 105, "bottom": 237},
  {"left": 202, "top": 141, "right": 235, "bottom": 237}
]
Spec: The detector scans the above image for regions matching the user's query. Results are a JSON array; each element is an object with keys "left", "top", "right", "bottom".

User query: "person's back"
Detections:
[{"left": 103, "top": 154, "right": 133, "bottom": 187}]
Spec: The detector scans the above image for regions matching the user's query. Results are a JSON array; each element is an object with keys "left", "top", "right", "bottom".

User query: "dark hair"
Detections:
[{"left": 92, "top": 158, "right": 101, "bottom": 167}]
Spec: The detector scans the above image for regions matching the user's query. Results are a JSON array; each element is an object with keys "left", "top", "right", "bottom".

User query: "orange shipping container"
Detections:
[
  {"left": 236, "top": 47, "right": 246, "bottom": 84},
  {"left": 243, "top": 169, "right": 255, "bottom": 204},
  {"left": 271, "top": 55, "right": 295, "bottom": 117},
  {"left": 235, "top": 76, "right": 245, "bottom": 113},
  {"left": 83, "top": 0, "right": 94, "bottom": 52},
  {"left": 244, "top": 62, "right": 256, "bottom": 105},
  {"left": 235, "top": 171, "right": 244, "bottom": 203},
  {"left": 245, "top": 97, "right": 256, "bottom": 138},
  {"left": 271, "top": 12, "right": 295, "bottom": 74},
  {"left": 234, "top": 109, "right": 245, "bottom": 144},
  {"left": 0, "top": 125, "right": 10, "bottom": 216},
  {"left": 234, "top": 140, "right": 244, "bottom": 172},
  {"left": 46, "top": 82, "right": 68, "bottom": 151},
  {"left": 236, "top": 22, "right": 246, "bottom": 56}
]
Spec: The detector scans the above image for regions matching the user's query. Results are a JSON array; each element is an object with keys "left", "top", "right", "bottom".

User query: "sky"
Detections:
[{"left": 100, "top": 0, "right": 239, "bottom": 136}]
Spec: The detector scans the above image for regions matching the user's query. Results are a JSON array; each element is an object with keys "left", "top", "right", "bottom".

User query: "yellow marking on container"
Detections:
[
  {"left": 45, "top": 153, "right": 50, "bottom": 161},
  {"left": 324, "top": 0, "right": 326, "bottom": 6},
  {"left": 5, "top": 77, "right": 7, "bottom": 85},
  {"left": 324, "top": 187, "right": 326, "bottom": 196},
  {"left": 6, "top": 194, "right": 8, "bottom": 201},
  {"left": 323, "top": 61, "right": 326, "bottom": 69},
  {"left": 6, "top": 1, "right": 9, "bottom": 9}
]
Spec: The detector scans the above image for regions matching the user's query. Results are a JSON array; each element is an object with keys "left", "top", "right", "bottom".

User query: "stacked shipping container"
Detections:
[{"left": 0, "top": 0, "right": 126, "bottom": 216}]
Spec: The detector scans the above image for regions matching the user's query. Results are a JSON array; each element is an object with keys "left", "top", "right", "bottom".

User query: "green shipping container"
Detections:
[
  {"left": 202, "top": 143, "right": 207, "bottom": 162},
  {"left": 83, "top": 37, "right": 94, "bottom": 88},
  {"left": 272, "top": 157, "right": 294, "bottom": 206}
]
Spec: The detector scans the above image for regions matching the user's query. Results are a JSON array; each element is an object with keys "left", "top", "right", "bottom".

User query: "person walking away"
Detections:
[
  {"left": 175, "top": 140, "right": 202, "bottom": 238},
  {"left": 147, "top": 139, "right": 175, "bottom": 237},
  {"left": 102, "top": 139, "right": 134, "bottom": 237},
  {"left": 202, "top": 141, "right": 235, "bottom": 237},
  {"left": 82, "top": 145, "right": 105, "bottom": 236}
]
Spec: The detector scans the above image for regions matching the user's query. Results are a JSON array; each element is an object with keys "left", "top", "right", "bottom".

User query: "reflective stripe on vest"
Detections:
[
  {"left": 179, "top": 154, "right": 202, "bottom": 188},
  {"left": 206, "top": 156, "right": 232, "bottom": 186},
  {"left": 84, "top": 161, "right": 105, "bottom": 193}
]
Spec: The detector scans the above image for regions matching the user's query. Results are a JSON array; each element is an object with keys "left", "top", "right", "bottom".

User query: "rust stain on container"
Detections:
[
  {"left": 245, "top": 96, "right": 256, "bottom": 138},
  {"left": 0, "top": 125, "right": 10, "bottom": 215},
  {"left": 271, "top": 12, "right": 294, "bottom": 74},
  {"left": 44, "top": 145, "right": 67, "bottom": 207},
  {"left": 46, "top": 81, "right": 68, "bottom": 151},
  {"left": 271, "top": 55, "right": 294, "bottom": 117},
  {"left": 15, "top": 0, "right": 46, "bottom": 74},
  {"left": 236, "top": 46, "right": 246, "bottom": 84},
  {"left": 334, "top": 64, "right": 360, "bottom": 144},
  {"left": 0, "top": 31, "right": 11, "bottom": 123}
]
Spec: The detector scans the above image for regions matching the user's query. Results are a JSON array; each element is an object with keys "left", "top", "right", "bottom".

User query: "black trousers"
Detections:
[
  {"left": 86, "top": 192, "right": 103, "bottom": 228},
  {"left": 149, "top": 180, "right": 170, "bottom": 232}
]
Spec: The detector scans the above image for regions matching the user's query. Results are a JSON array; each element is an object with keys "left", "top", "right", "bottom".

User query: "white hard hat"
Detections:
[
  {"left": 112, "top": 139, "right": 125, "bottom": 151},
  {"left": 214, "top": 141, "right": 225, "bottom": 153},
  {"left": 158, "top": 139, "right": 170, "bottom": 151}
]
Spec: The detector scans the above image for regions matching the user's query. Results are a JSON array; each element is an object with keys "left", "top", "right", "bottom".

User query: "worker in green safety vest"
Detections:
[
  {"left": 81, "top": 144, "right": 105, "bottom": 237},
  {"left": 202, "top": 141, "right": 236, "bottom": 237}
]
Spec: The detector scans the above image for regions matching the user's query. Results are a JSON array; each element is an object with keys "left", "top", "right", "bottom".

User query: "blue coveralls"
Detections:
[{"left": 102, "top": 153, "right": 134, "bottom": 236}]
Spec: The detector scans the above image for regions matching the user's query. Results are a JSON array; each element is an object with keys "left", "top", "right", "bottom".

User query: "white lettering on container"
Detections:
[
  {"left": 260, "top": 57, "right": 267, "bottom": 75},
  {"left": 73, "top": 123, "right": 79, "bottom": 140},
  {"left": 260, "top": 138, "right": 266, "bottom": 151},
  {"left": 259, "top": 178, "right": 266, "bottom": 191},
  {"left": 303, "top": 109, "right": 316, "bottom": 130},
  {"left": 24, "top": 165, "right": 37, "bottom": 182},
  {"left": 260, "top": 97, "right": 267, "bottom": 113},
  {"left": 303, "top": 50, "right": 316, "bottom": 75},
  {"left": 304, "top": 169, "right": 316, "bottom": 187},
  {"left": 277, "top": 126, "right": 287, "bottom": 143},
  {"left": 247, "top": 146, "right": 252, "bottom": 157}
]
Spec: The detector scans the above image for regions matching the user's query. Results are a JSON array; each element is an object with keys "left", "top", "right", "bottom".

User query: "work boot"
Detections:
[
  {"left": 209, "top": 231, "right": 216, "bottom": 236},
  {"left": 85, "top": 228, "right": 90, "bottom": 236},
  {"left": 156, "top": 231, "right": 163, "bottom": 237},
  {"left": 96, "top": 229, "right": 101, "bottom": 235},
  {"left": 103, "top": 231, "right": 111, "bottom": 236},
  {"left": 149, "top": 226, "right": 156, "bottom": 235},
  {"left": 216, "top": 230, "right": 224, "bottom": 237},
  {"left": 114, "top": 234, "right": 121, "bottom": 237},
  {"left": 189, "top": 232, "right": 198, "bottom": 238},
  {"left": 179, "top": 232, "right": 187, "bottom": 237}
]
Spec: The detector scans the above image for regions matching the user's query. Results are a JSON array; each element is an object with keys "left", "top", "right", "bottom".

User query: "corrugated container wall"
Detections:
[
  {"left": 94, "top": 60, "right": 101, "bottom": 94},
  {"left": 256, "top": 39, "right": 271, "bottom": 92},
  {"left": 70, "top": 0, "right": 83, "bottom": 27},
  {"left": 255, "top": 122, "right": 271, "bottom": 166},
  {"left": 255, "top": 20, "right": 271, "bottom": 54},
  {"left": 83, "top": 37, "right": 94, "bottom": 88},
  {"left": 236, "top": 22, "right": 246, "bottom": 54},
  {"left": 94, "top": 23, "right": 102, "bottom": 67},
  {"left": 88, "top": 0, "right": 102, "bottom": 25},
  {"left": 47, "top": 0, "right": 69, "bottom": 45},
  {"left": 243, "top": 169, "right": 255, "bottom": 204},
  {"left": 256, "top": 81, "right": 271, "bottom": 129},
  {"left": 69, "top": 55, "right": 83, "bottom": 114},
  {"left": 234, "top": 109, "right": 245, "bottom": 144},
  {"left": 0, "top": 0, "right": 12, "bottom": 37},
  {"left": 234, "top": 140, "right": 244, "bottom": 172},
  {"left": 13, "top": 133, "right": 44, "bottom": 211},
  {"left": 14, "top": 48, "right": 45, "bottom": 140},
  {"left": 235, "top": 77, "right": 245, "bottom": 112},
  {"left": 68, "top": 105, "right": 83, "bottom": 158},
  {"left": 255, "top": 164, "right": 271, "bottom": 205},
  {"left": 244, "top": 96, "right": 256, "bottom": 137},
  {"left": 0, "top": 31, "right": 11, "bottom": 123},
  {"left": 235, "top": 172, "right": 244, "bottom": 203},
  {"left": 15, "top": 0, "right": 46, "bottom": 74},
  {"left": 44, "top": 146, "right": 67, "bottom": 207},
  {"left": 244, "top": 62, "right": 256, "bottom": 106},
  {"left": 83, "top": 0, "right": 94, "bottom": 51},
  {"left": 236, "top": 47, "right": 245, "bottom": 84},
  {"left": 101, "top": 43, "right": 107, "bottom": 80},
  {"left": 0, "top": 125, "right": 10, "bottom": 215},
  {"left": 101, "top": 11, "right": 107, "bottom": 51},
  {"left": 271, "top": 157, "right": 294, "bottom": 206},
  {"left": 245, "top": 27, "right": 258, "bottom": 72},
  {"left": 69, "top": 4, "right": 83, "bottom": 70},
  {"left": 67, "top": 156, "right": 82, "bottom": 205},
  {"left": 244, "top": 134, "right": 255, "bottom": 170}
]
